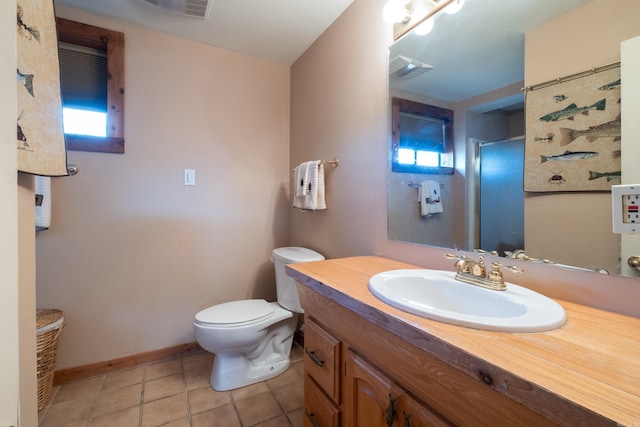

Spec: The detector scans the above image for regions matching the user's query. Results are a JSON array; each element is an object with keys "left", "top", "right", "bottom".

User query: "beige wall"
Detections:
[
  {"left": 37, "top": 6, "right": 291, "bottom": 369},
  {"left": 2, "top": 1, "right": 38, "bottom": 424},
  {"left": 524, "top": 0, "right": 640, "bottom": 272},
  {"left": 1, "top": 1, "right": 21, "bottom": 424},
  {"left": 291, "top": 0, "right": 640, "bottom": 317},
  {"left": 621, "top": 36, "right": 640, "bottom": 276},
  {"left": 290, "top": 0, "right": 391, "bottom": 258},
  {"left": 18, "top": 175, "right": 38, "bottom": 425}
]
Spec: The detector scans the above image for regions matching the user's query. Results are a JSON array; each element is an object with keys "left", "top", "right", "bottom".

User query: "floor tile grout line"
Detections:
[
  {"left": 139, "top": 364, "right": 147, "bottom": 427},
  {"left": 267, "top": 375, "right": 296, "bottom": 427},
  {"left": 85, "top": 374, "right": 106, "bottom": 426},
  {"left": 228, "top": 384, "right": 244, "bottom": 426},
  {"left": 180, "top": 357, "right": 195, "bottom": 427}
]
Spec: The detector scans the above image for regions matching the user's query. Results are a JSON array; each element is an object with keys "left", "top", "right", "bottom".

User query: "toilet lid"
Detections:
[{"left": 195, "top": 299, "right": 275, "bottom": 326}]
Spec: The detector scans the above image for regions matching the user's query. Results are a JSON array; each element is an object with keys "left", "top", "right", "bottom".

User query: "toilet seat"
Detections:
[{"left": 195, "top": 299, "right": 274, "bottom": 327}]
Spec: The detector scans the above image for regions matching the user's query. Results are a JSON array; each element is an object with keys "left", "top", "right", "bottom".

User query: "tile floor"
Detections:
[{"left": 39, "top": 345, "right": 305, "bottom": 427}]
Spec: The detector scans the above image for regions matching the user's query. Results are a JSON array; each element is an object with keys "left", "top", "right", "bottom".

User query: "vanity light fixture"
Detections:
[
  {"left": 414, "top": 17, "right": 435, "bottom": 35},
  {"left": 383, "top": 0, "right": 412, "bottom": 24},
  {"left": 384, "top": 0, "right": 463, "bottom": 40},
  {"left": 443, "top": 0, "right": 464, "bottom": 14}
]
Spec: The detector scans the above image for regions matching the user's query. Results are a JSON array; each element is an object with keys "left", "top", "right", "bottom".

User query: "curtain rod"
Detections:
[{"left": 522, "top": 60, "right": 620, "bottom": 92}]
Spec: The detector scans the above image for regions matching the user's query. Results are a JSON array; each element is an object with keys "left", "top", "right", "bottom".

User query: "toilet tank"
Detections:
[{"left": 272, "top": 247, "right": 325, "bottom": 313}]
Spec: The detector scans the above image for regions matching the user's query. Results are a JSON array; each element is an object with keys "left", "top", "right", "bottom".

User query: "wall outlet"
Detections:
[
  {"left": 612, "top": 184, "right": 640, "bottom": 233},
  {"left": 623, "top": 195, "right": 640, "bottom": 223}
]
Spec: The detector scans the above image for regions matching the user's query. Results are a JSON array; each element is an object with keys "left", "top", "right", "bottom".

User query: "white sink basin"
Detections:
[{"left": 368, "top": 269, "right": 566, "bottom": 332}]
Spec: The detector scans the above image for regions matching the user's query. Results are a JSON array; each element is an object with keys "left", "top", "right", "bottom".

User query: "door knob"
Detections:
[{"left": 628, "top": 256, "right": 640, "bottom": 271}]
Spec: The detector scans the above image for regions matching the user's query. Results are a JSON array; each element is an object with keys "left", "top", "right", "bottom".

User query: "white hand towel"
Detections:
[
  {"left": 419, "top": 181, "right": 431, "bottom": 217},
  {"left": 303, "top": 160, "right": 326, "bottom": 210},
  {"left": 428, "top": 180, "right": 443, "bottom": 214},
  {"left": 35, "top": 176, "right": 51, "bottom": 230},
  {"left": 293, "top": 161, "right": 313, "bottom": 208},
  {"left": 315, "top": 163, "right": 326, "bottom": 210},
  {"left": 293, "top": 163, "right": 305, "bottom": 197}
]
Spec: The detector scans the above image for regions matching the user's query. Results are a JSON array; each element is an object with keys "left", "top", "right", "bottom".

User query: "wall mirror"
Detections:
[{"left": 387, "top": 0, "right": 639, "bottom": 278}]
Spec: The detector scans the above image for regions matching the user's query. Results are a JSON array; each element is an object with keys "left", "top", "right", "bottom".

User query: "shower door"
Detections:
[{"left": 478, "top": 137, "right": 525, "bottom": 253}]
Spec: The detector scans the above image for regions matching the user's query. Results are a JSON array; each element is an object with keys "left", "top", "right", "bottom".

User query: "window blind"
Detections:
[
  {"left": 58, "top": 42, "right": 108, "bottom": 112},
  {"left": 399, "top": 112, "right": 446, "bottom": 152}
]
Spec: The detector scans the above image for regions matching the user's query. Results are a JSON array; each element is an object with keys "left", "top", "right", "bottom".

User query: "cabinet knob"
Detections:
[
  {"left": 305, "top": 350, "right": 325, "bottom": 367},
  {"left": 305, "top": 409, "right": 322, "bottom": 427}
]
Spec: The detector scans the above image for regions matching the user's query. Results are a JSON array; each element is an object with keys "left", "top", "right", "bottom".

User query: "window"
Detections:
[
  {"left": 56, "top": 18, "right": 125, "bottom": 153},
  {"left": 391, "top": 97, "right": 453, "bottom": 174}
]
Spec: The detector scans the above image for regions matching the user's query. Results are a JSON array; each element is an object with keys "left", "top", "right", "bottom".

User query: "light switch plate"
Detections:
[
  {"left": 184, "top": 169, "right": 196, "bottom": 186},
  {"left": 612, "top": 184, "right": 640, "bottom": 233}
]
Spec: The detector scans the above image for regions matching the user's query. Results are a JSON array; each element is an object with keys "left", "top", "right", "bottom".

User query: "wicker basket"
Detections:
[{"left": 36, "top": 309, "right": 64, "bottom": 411}]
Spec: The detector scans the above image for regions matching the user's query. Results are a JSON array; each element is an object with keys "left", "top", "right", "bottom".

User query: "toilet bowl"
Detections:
[{"left": 193, "top": 247, "right": 324, "bottom": 391}]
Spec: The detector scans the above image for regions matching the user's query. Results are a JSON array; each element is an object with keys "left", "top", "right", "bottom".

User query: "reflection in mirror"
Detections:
[
  {"left": 391, "top": 97, "right": 453, "bottom": 174},
  {"left": 387, "top": 0, "right": 640, "bottom": 278},
  {"left": 473, "top": 137, "right": 524, "bottom": 253}
]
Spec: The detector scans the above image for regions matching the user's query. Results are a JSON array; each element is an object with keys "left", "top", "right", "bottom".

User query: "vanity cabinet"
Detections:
[
  {"left": 303, "top": 313, "right": 452, "bottom": 426},
  {"left": 291, "top": 256, "right": 640, "bottom": 426},
  {"left": 299, "top": 285, "right": 557, "bottom": 427},
  {"left": 344, "top": 349, "right": 451, "bottom": 427}
]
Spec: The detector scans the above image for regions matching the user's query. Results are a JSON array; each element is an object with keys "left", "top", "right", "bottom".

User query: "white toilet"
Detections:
[{"left": 193, "top": 247, "right": 325, "bottom": 391}]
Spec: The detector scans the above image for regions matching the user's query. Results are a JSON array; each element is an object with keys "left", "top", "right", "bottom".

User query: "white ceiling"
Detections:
[{"left": 53, "top": 0, "right": 354, "bottom": 65}]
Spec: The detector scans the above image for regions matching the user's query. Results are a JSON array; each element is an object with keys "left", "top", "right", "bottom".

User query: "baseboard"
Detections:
[{"left": 53, "top": 342, "right": 203, "bottom": 386}]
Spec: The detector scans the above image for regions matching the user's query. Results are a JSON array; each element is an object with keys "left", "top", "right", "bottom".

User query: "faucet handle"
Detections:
[
  {"left": 445, "top": 253, "right": 471, "bottom": 273},
  {"left": 500, "top": 264, "right": 524, "bottom": 274},
  {"left": 491, "top": 261, "right": 523, "bottom": 274},
  {"left": 474, "top": 249, "right": 499, "bottom": 256},
  {"left": 487, "top": 262, "right": 523, "bottom": 290}
]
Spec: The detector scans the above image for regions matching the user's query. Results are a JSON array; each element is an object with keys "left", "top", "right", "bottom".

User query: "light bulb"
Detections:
[
  {"left": 414, "top": 18, "right": 434, "bottom": 35},
  {"left": 383, "top": 0, "right": 410, "bottom": 24},
  {"left": 444, "top": 0, "right": 464, "bottom": 14}
]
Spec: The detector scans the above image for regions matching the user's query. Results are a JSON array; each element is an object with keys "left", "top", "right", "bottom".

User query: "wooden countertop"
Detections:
[{"left": 287, "top": 256, "right": 640, "bottom": 426}]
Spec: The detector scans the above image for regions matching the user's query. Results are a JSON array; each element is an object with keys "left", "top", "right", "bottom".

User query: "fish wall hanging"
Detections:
[
  {"left": 524, "top": 66, "right": 621, "bottom": 192},
  {"left": 16, "top": 0, "right": 68, "bottom": 176}
]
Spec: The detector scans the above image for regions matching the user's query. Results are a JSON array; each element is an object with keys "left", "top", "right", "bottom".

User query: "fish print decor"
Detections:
[
  {"left": 16, "top": 0, "right": 68, "bottom": 176},
  {"left": 524, "top": 66, "right": 621, "bottom": 192}
]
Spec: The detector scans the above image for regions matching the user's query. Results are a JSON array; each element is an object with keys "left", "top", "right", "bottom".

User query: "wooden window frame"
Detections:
[{"left": 56, "top": 18, "right": 125, "bottom": 154}]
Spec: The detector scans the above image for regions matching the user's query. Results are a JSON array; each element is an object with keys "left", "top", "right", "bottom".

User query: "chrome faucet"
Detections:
[{"left": 445, "top": 254, "right": 523, "bottom": 291}]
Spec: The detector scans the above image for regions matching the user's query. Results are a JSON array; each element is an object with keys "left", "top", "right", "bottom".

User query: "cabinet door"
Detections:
[
  {"left": 304, "top": 316, "right": 341, "bottom": 402},
  {"left": 304, "top": 375, "right": 340, "bottom": 427},
  {"left": 344, "top": 349, "right": 452, "bottom": 427},
  {"left": 344, "top": 350, "right": 406, "bottom": 427}
]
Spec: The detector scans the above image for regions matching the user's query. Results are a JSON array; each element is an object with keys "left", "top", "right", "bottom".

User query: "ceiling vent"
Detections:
[
  {"left": 389, "top": 55, "right": 433, "bottom": 79},
  {"left": 141, "top": 0, "right": 212, "bottom": 19}
]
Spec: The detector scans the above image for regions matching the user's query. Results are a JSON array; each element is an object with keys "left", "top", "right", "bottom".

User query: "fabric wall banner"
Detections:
[
  {"left": 17, "top": 0, "right": 68, "bottom": 176},
  {"left": 524, "top": 67, "right": 621, "bottom": 192}
]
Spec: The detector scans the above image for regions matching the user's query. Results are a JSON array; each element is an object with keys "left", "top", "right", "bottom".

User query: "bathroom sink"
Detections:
[{"left": 368, "top": 269, "right": 566, "bottom": 332}]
